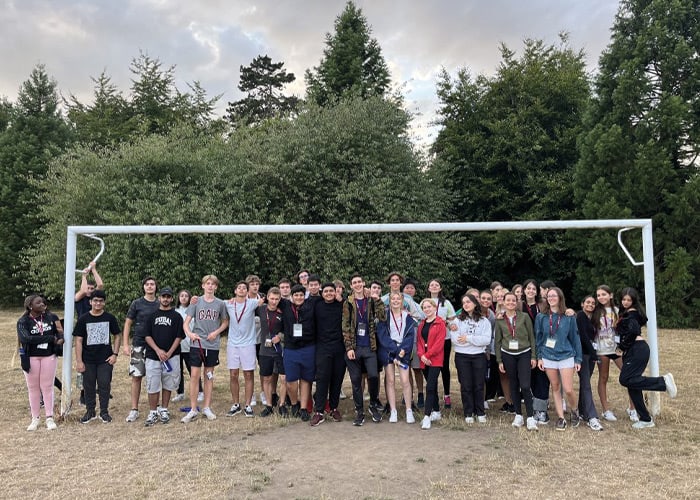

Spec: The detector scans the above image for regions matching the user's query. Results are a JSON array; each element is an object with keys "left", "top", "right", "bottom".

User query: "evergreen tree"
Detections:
[
  {"left": 305, "top": 1, "right": 391, "bottom": 105},
  {"left": 573, "top": 0, "right": 700, "bottom": 326},
  {"left": 0, "top": 65, "right": 72, "bottom": 302},
  {"left": 431, "top": 37, "right": 590, "bottom": 289},
  {"left": 226, "top": 55, "right": 300, "bottom": 125}
]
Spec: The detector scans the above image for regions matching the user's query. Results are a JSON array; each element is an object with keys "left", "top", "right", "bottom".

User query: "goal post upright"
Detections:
[{"left": 61, "top": 219, "right": 658, "bottom": 415}]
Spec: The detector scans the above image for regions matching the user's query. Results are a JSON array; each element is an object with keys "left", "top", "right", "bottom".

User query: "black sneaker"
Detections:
[
  {"left": 291, "top": 403, "right": 300, "bottom": 418},
  {"left": 99, "top": 412, "right": 112, "bottom": 423},
  {"left": 353, "top": 411, "right": 365, "bottom": 426},
  {"left": 369, "top": 405, "right": 382, "bottom": 423},
  {"left": 570, "top": 409, "right": 582, "bottom": 428},
  {"left": 501, "top": 403, "right": 516, "bottom": 414},
  {"left": 382, "top": 402, "right": 391, "bottom": 415},
  {"left": 417, "top": 392, "right": 425, "bottom": 409},
  {"left": 279, "top": 405, "right": 289, "bottom": 418},
  {"left": 80, "top": 410, "right": 97, "bottom": 424},
  {"left": 300, "top": 409, "right": 310, "bottom": 422},
  {"left": 260, "top": 405, "right": 274, "bottom": 417},
  {"left": 556, "top": 417, "right": 567, "bottom": 431},
  {"left": 226, "top": 403, "right": 241, "bottom": 417}
]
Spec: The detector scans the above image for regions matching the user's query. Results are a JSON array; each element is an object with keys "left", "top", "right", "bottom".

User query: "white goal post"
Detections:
[{"left": 61, "top": 219, "right": 660, "bottom": 415}]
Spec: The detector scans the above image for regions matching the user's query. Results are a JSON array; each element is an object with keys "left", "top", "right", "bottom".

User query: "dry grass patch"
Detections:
[{"left": 1, "top": 306, "right": 698, "bottom": 499}]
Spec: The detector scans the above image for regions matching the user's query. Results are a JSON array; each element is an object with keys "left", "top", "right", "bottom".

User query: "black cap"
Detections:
[{"left": 159, "top": 287, "right": 174, "bottom": 296}]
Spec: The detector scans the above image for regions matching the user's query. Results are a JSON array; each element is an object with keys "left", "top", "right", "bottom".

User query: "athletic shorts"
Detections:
[
  {"left": 128, "top": 346, "right": 146, "bottom": 377},
  {"left": 259, "top": 354, "right": 285, "bottom": 377},
  {"left": 226, "top": 344, "right": 257, "bottom": 371},
  {"left": 188, "top": 348, "right": 220, "bottom": 368},
  {"left": 542, "top": 357, "right": 575, "bottom": 370},
  {"left": 145, "top": 356, "right": 180, "bottom": 393},
  {"left": 283, "top": 345, "right": 315, "bottom": 383}
]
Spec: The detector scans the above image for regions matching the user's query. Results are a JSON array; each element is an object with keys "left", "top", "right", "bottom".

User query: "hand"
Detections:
[
  {"left": 370, "top": 288, "right": 380, "bottom": 300},
  {"left": 347, "top": 349, "right": 356, "bottom": 360},
  {"left": 565, "top": 308, "right": 575, "bottom": 317},
  {"left": 457, "top": 335, "right": 467, "bottom": 345},
  {"left": 157, "top": 349, "right": 168, "bottom": 362},
  {"left": 76, "top": 361, "right": 85, "bottom": 373},
  {"left": 271, "top": 335, "right": 280, "bottom": 344},
  {"left": 206, "top": 332, "right": 217, "bottom": 342},
  {"left": 398, "top": 349, "right": 405, "bottom": 358},
  {"left": 449, "top": 323, "right": 458, "bottom": 332},
  {"left": 537, "top": 360, "right": 545, "bottom": 371},
  {"left": 498, "top": 363, "right": 505, "bottom": 374},
  {"left": 106, "top": 354, "right": 117, "bottom": 365},
  {"left": 530, "top": 359, "right": 537, "bottom": 369},
  {"left": 122, "top": 345, "right": 130, "bottom": 356},
  {"left": 191, "top": 295, "right": 199, "bottom": 305},
  {"left": 574, "top": 363, "right": 581, "bottom": 372}
]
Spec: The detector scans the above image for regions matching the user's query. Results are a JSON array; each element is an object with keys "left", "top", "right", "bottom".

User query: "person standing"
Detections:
[
  {"left": 181, "top": 275, "right": 229, "bottom": 423},
  {"left": 617, "top": 287, "right": 677, "bottom": 428},
  {"left": 257, "top": 287, "right": 286, "bottom": 417},
  {"left": 122, "top": 276, "right": 160, "bottom": 422},
  {"left": 143, "top": 287, "right": 185, "bottom": 426},
  {"left": 343, "top": 274, "right": 386, "bottom": 426},
  {"left": 496, "top": 292, "right": 538, "bottom": 431},
  {"left": 426, "top": 279, "right": 456, "bottom": 410},
  {"left": 451, "top": 294, "right": 491, "bottom": 425},
  {"left": 417, "top": 298, "right": 446, "bottom": 430},
  {"left": 74, "top": 290, "right": 122, "bottom": 424},
  {"left": 535, "top": 287, "right": 582, "bottom": 431},
  {"left": 575, "top": 295, "right": 604, "bottom": 431},
  {"left": 17, "top": 295, "right": 64, "bottom": 430}
]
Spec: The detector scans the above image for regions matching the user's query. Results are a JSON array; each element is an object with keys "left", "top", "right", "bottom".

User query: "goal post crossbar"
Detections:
[{"left": 61, "top": 219, "right": 658, "bottom": 415}]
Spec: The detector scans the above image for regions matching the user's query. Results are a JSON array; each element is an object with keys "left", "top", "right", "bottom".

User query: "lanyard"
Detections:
[
  {"left": 549, "top": 313, "right": 562, "bottom": 337},
  {"left": 391, "top": 310, "right": 403, "bottom": 336},
  {"left": 355, "top": 298, "right": 367, "bottom": 323},
  {"left": 292, "top": 304, "right": 300, "bottom": 323},
  {"left": 506, "top": 313, "right": 517, "bottom": 338},
  {"left": 31, "top": 314, "right": 45, "bottom": 334},
  {"left": 526, "top": 302, "right": 538, "bottom": 321},
  {"left": 233, "top": 300, "right": 247, "bottom": 324}
]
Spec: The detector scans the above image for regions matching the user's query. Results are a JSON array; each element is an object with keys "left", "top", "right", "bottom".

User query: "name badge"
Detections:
[
  {"left": 545, "top": 338, "right": 556, "bottom": 348},
  {"left": 357, "top": 324, "right": 366, "bottom": 337},
  {"left": 38, "top": 343, "right": 49, "bottom": 350},
  {"left": 509, "top": 340, "right": 519, "bottom": 350},
  {"left": 293, "top": 323, "right": 303, "bottom": 337}
]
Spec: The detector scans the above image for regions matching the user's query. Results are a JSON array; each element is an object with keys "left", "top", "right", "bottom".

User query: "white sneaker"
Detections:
[
  {"left": 483, "top": 401, "right": 489, "bottom": 410},
  {"left": 125, "top": 409, "right": 139, "bottom": 422},
  {"left": 526, "top": 416, "right": 538, "bottom": 431},
  {"left": 202, "top": 407, "right": 217, "bottom": 420},
  {"left": 389, "top": 409, "right": 398, "bottom": 423},
  {"left": 626, "top": 408, "right": 639, "bottom": 422},
  {"left": 429, "top": 411, "right": 441, "bottom": 422},
  {"left": 27, "top": 417, "right": 40, "bottom": 431},
  {"left": 602, "top": 410, "right": 617, "bottom": 422},
  {"left": 406, "top": 409, "right": 415, "bottom": 424},
  {"left": 197, "top": 392, "right": 204, "bottom": 402},
  {"left": 260, "top": 392, "right": 268, "bottom": 406},
  {"left": 45, "top": 417, "right": 57, "bottom": 431},
  {"left": 250, "top": 396, "right": 257, "bottom": 407},
  {"left": 632, "top": 419, "right": 655, "bottom": 429},
  {"left": 172, "top": 393, "right": 185, "bottom": 403},
  {"left": 181, "top": 409, "right": 198, "bottom": 423},
  {"left": 664, "top": 373, "right": 677, "bottom": 398},
  {"left": 512, "top": 414, "right": 525, "bottom": 427},
  {"left": 421, "top": 415, "right": 431, "bottom": 429},
  {"left": 477, "top": 415, "right": 487, "bottom": 423},
  {"left": 465, "top": 416, "right": 475, "bottom": 424},
  {"left": 588, "top": 417, "right": 603, "bottom": 431}
]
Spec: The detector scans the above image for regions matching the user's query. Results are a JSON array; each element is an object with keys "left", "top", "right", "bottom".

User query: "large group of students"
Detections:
[{"left": 17, "top": 263, "right": 678, "bottom": 432}]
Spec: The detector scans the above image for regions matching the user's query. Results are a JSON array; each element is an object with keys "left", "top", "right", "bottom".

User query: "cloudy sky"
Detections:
[{"left": 1, "top": 0, "right": 620, "bottom": 146}]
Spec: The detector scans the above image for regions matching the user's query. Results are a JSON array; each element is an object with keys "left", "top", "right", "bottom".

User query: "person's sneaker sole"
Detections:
[
  {"left": 664, "top": 373, "right": 677, "bottom": 398},
  {"left": 632, "top": 420, "right": 655, "bottom": 429}
]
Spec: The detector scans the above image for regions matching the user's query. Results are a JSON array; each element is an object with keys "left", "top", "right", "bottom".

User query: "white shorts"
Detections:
[
  {"left": 226, "top": 344, "right": 257, "bottom": 371},
  {"left": 145, "top": 356, "right": 181, "bottom": 393},
  {"left": 542, "top": 357, "right": 575, "bottom": 370}
]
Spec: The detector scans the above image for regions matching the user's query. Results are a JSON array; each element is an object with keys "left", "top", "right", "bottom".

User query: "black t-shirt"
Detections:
[
  {"left": 75, "top": 297, "right": 91, "bottom": 318},
  {"left": 314, "top": 299, "right": 344, "bottom": 353},
  {"left": 126, "top": 297, "right": 160, "bottom": 346},
  {"left": 279, "top": 296, "right": 318, "bottom": 349},
  {"left": 74, "top": 311, "right": 121, "bottom": 364},
  {"left": 144, "top": 308, "right": 185, "bottom": 360}
]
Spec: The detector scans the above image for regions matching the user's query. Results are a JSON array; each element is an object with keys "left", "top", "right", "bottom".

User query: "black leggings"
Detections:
[
  {"left": 502, "top": 351, "right": 534, "bottom": 417},
  {"left": 422, "top": 366, "right": 442, "bottom": 415},
  {"left": 619, "top": 340, "right": 666, "bottom": 422},
  {"left": 440, "top": 339, "right": 452, "bottom": 396}
]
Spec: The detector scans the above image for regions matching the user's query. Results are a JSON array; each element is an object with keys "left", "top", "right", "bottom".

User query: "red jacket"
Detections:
[{"left": 417, "top": 316, "right": 446, "bottom": 368}]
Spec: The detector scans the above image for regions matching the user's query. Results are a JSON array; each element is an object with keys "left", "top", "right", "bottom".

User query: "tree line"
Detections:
[{"left": 0, "top": 0, "right": 697, "bottom": 327}]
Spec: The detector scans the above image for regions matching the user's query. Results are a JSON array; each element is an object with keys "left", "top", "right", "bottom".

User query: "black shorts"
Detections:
[
  {"left": 259, "top": 354, "right": 285, "bottom": 377},
  {"left": 189, "top": 348, "right": 220, "bottom": 368}
]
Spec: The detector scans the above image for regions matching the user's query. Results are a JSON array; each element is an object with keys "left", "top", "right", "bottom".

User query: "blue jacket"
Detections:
[
  {"left": 376, "top": 309, "right": 416, "bottom": 366},
  {"left": 534, "top": 312, "right": 582, "bottom": 364}
]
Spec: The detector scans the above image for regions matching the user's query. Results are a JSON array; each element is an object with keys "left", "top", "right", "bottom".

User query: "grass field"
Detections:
[{"left": 1, "top": 307, "right": 697, "bottom": 499}]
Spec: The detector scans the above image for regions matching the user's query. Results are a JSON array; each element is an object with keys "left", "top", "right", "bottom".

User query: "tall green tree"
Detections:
[
  {"left": 305, "top": 1, "right": 391, "bottom": 105},
  {"left": 0, "top": 65, "right": 72, "bottom": 302},
  {"left": 573, "top": 0, "right": 700, "bottom": 326},
  {"left": 431, "top": 37, "right": 590, "bottom": 290},
  {"left": 226, "top": 55, "right": 300, "bottom": 126}
]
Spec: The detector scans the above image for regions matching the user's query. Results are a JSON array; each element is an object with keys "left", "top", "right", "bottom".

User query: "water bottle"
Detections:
[
  {"left": 162, "top": 360, "right": 173, "bottom": 372},
  {"left": 76, "top": 372, "right": 84, "bottom": 390}
]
